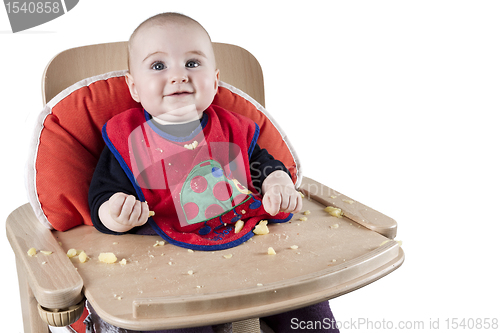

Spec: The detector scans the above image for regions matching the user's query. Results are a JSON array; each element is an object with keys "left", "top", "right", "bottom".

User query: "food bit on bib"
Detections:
[{"left": 184, "top": 140, "right": 199, "bottom": 150}]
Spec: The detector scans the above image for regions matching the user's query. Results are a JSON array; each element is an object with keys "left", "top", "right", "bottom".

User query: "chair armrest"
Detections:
[
  {"left": 6, "top": 203, "right": 83, "bottom": 309},
  {"left": 299, "top": 177, "right": 398, "bottom": 239}
]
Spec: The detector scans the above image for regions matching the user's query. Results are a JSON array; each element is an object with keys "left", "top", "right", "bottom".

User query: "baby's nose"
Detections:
[{"left": 170, "top": 72, "right": 189, "bottom": 84}]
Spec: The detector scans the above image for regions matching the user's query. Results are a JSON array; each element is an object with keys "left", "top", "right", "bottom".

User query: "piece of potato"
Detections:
[
  {"left": 27, "top": 247, "right": 37, "bottom": 257},
  {"left": 67, "top": 248, "right": 77, "bottom": 258},
  {"left": 234, "top": 220, "right": 244, "bottom": 233},
  {"left": 324, "top": 206, "right": 343, "bottom": 217},
  {"left": 98, "top": 252, "right": 117, "bottom": 264},
  {"left": 253, "top": 220, "right": 269, "bottom": 235},
  {"left": 79, "top": 251, "right": 88, "bottom": 263}
]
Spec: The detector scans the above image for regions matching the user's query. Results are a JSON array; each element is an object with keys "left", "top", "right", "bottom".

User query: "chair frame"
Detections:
[{"left": 7, "top": 42, "right": 404, "bottom": 333}]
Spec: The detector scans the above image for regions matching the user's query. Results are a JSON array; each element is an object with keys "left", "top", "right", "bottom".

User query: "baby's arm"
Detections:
[
  {"left": 262, "top": 170, "right": 302, "bottom": 216},
  {"left": 98, "top": 193, "right": 150, "bottom": 233}
]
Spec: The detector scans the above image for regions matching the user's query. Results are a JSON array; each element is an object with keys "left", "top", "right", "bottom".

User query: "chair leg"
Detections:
[
  {"left": 16, "top": 258, "right": 50, "bottom": 333},
  {"left": 232, "top": 318, "right": 260, "bottom": 333}
]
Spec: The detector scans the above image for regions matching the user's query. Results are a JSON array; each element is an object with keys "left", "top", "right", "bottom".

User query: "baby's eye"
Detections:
[
  {"left": 186, "top": 60, "right": 200, "bottom": 68},
  {"left": 151, "top": 62, "right": 166, "bottom": 71}
]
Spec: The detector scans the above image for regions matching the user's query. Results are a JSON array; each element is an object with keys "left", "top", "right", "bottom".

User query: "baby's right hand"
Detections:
[{"left": 100, "top": 193, "right": 149, "bottom": 232}]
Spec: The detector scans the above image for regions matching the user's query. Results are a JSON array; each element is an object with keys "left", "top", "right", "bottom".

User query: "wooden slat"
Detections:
[{"left": 6, "top": 204, "right": 84, "bottom": 310}]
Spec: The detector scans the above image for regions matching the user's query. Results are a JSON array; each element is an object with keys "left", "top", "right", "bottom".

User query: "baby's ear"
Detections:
[
  {"left": 214, "top": 69, "right": 220, "bottom": 91},
  {"left": 125, "top": 72, "right": 141, "bottom": 103}
]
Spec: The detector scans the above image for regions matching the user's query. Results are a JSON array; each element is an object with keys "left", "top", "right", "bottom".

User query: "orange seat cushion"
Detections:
[{"left": 32, "top": 73, "right": 298, "bottom": 231}]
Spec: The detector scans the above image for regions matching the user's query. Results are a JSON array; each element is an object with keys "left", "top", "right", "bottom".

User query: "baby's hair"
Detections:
[{"left": 127, "top": 12, "right": 211, "bottom": 70}]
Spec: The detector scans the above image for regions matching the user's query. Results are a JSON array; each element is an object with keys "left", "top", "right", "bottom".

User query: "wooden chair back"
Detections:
[{"left": 42, "top": 41, "right": 266, "bottom": 106}]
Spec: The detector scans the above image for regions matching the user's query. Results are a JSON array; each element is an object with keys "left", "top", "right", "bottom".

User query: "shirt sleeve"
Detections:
[
  {"left": 88, "top": 145, "right": 138, "bottom": 234},
  {"left": 249, "top": 143, "right": 291, "bottom": 195}
]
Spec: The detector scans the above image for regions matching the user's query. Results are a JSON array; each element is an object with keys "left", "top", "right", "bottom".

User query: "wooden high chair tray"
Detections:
[{"left": 7, "top": 177, "right": 403, "bottom": 331}]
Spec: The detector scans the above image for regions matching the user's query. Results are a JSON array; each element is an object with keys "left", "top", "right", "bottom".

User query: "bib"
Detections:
[{"left": 103, "top": 105, "right": 291, "bottom": 250}]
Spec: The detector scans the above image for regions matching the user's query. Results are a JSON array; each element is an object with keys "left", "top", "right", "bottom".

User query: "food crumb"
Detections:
[
  {"left": 324, "top": 206, "right": 343, "bottom": 218},
  {"left": 27, "top": 248, "right": 37, "bottom": 257},
  {"left": 330, "top": 224, "right": 339, "bottom": 229},
  {"left": 98, "top": 252, "right": 117, "bottom": 264},
  {"left": 267, "top": 247, "right": 276, "bottom": 255},
  {"left": 257, "top": 283, "right": 263, "bottom": 286},
  {"left": 119, "top": 259, "right": 127, "bottom": 266},
  {"left": 79, "top": 251, "right": 88, "bottom": 263},
  {"left": 67, "top": 249, "right": 77, "bottom": 258},
  {"left": 299, "top": 217, "right": 307, "bottom": 222},
  {"left": 303, "top": 210, "right": 311, "bottom": 215},
  {"left": 153, "top": 240, "right": 165, "bottom": 247},
  {"left": 290, "top": 245, "right": 299, "bottom": 250},
  {"left": 234, "top": 220, "right": 244, "bottom": 233},
  {"left": 184, "top": 140, "right": 199, "bottom": 150},
  {"left": 253, "top": 220, "right": 269, "bottom": 235},
  {"left": 187, "top": 249, "right": 194, "bottom": 253},
  {"left": 223, "top": 254, "right": 233, "bottom": 259},
  {"left": 342, "top": 199, "right": 354, "bottom": 204},
  {"left": 187, "top": 270, "right": 194, "bottom": 275},
  {"left": 40, "top": 250, "right": 52, "bottom": 255}
]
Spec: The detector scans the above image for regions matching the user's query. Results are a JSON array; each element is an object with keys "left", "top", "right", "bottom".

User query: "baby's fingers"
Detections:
[
  {"left": 278, "top": 192, "right": 301, "bottom": 214},
  {"left": 113, "top": 195, "right": 136, "bottom": 224},
  {"left": 108, "top": 193, "right": 128, "bottom": 219},
  {"left": 263, "top": 191, "right": 281, "bottom": 216},
  {"left": 288, "top": 192, "right": 303, "bottom": 214},
  {"left": 137, "top": 201, "right": 150, "bottom": 226}
]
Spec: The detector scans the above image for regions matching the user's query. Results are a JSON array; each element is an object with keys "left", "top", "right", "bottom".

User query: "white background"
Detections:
[{"left": 1, "top": 1, "right": 499, "bottom": 332}]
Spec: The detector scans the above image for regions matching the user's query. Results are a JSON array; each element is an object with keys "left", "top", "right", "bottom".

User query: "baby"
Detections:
[
  {"left": 89, "top": 12, "right": 302, "bottom": 250},
  {"left": 87, "top": 13, "right": 338, "bottom": 333}
]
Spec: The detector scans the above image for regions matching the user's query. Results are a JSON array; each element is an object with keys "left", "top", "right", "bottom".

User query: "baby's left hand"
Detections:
[{"left": 262, "top": 170, "right": 303, "bottom": 216}]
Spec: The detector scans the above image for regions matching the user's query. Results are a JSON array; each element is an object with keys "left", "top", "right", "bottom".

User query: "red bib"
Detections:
[{"left": 103, "top": 105, "right": 291, "bottom": 250}]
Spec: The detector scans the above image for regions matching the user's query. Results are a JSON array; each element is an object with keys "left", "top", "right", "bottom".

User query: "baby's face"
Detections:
[{"left": 126, "top": 22, "right": 219, "bottom": 123}]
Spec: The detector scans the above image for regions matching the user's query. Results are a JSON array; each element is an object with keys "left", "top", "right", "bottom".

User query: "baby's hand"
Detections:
[
  {"left": 99, "top": 193, "right": 149, "bottom": 233},
  {"left": 262, "top": 170, "right": 302, "bottom": 216}
]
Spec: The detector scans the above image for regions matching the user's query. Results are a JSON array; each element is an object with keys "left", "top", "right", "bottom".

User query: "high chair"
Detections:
[{"left": 6, "top": 41, "right": 404, "bottom": 333}]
